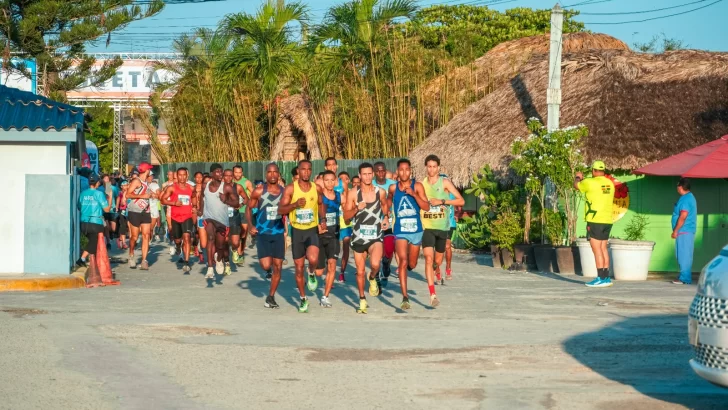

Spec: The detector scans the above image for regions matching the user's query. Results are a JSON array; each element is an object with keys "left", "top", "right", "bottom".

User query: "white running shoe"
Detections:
[
  {"left": 320, "top": 296, "right": 332, "bottom": 308},
  {"left": 205, "top": 267, "right": 215, "bottom": 279},
  {"left": 215, "top": 258, "right": 224, "bottom": 275},
  {"left": 168, "top": 245, "right": 176, "bottom": 256},
  {"left": 129, "top": 256, "right": 137, "bottom": 269}
]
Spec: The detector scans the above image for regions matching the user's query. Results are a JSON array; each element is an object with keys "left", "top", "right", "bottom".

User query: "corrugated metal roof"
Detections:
[{"left": 0, "top": 85, "right": 84, "bottom": 131}]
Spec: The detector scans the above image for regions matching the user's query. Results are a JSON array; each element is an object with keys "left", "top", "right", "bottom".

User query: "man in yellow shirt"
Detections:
[{"left": 575, "top": 160, "right": 615, "bottom": 288}]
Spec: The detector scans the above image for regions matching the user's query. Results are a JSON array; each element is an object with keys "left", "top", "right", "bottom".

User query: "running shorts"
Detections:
[
  {"left": 118, "top": 214, "right": 129, "bottom": 236},
  {"left": 396, "top": 231, "right": 423, "bottom": 246},
  {"left": 587, "top": 222, "right": 612, "bottom": 241},
  {"left": 240, "top": 210, "right": 249, "bottom": 225},
  {"left": 229, "top": 210, "right": 242, "bottom": 236},
  {"left": 422, "top": 229, "right": 449, "bottom": 253},
  {"left": 291, "top": 227, "right": 319, "bottom": 260},
  {"left": 172, "top": 218, "right": 195, "bottom": 239},
  {"left": 128, "top": 211, "right": 151, "bottom": 227},
  {"left": 204, "top": 219, "right": 229, "bottom": 235},
  {"left": 317, "top": 236, "right": 340, "bottom": 269},
  {"left": 256, "top": 234, "right": 285, "bottom": 260},
  {"left": 103, "top": 212, "right": 118, "bottom": 222},
  {"left": 351, "top": 240, "right": 380, "bottom": 254},
  {"left": 339, "top": 226, "right": 353, "bottom": 241}
]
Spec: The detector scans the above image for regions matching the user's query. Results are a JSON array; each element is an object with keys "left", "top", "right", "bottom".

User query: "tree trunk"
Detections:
[{"left": 523, "top": 194, "right": 532, "bottom": 244}]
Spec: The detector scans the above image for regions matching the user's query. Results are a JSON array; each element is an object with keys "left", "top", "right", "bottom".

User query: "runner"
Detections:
[
  {"left": 343, "top": 162, "right": 389, "bottom": 314},
  {"left": 193, "top": 172, "right": 207, "bottom": 265},
  {"left": 76, "top": 174, "right": 112, "bottom": 267},
  {"left": 277, "top": 160, "right": 327, "bottom": 313},
  {"left": 163, "top": 170, "right": 176, "bottom": 253},
  {"left": 421, "top": 155, "right": 464, "bottom": 307},
  {"left": 160, "top": 168, "right": 195, "bottom": 273},
  {"left": 147, "top": 174, "right": 162, "bottom": 242},
  {"left": 316, "top": 170, "right": 341, "bottom": 308},
  {"left": 117, "top": 180, "right": 129, "bottom": 249},
  {"left": 351, "top": 175, "right": 361, "bottom": 189},
  {"left": 373, "top": 161, "right": 397, "bottom": 288},
  {"left": 388, "top": 159, "right": 430, "bottom": 310},
  {"left": 225, "top": 168, "right": 250, "bottom": 269},
  {"left": 337, "top": 171, "right": 352, "bottom": 283},
  {"left": 198, "top": 164, "right": 240, "bottom": 279},
  {"left": 232, "top": 165, "right": 254, "bottom": 264},
  {"left": 126, "top": 162, "right": 155, "bottom": 270},
  {"left": 100, "top": 174, "right": 120, "bottom": 249},
  {"left": 246, "top": 163, "right": 286, "bottom": 309},
  {"left": 291, "top": 167, "right": 299, "bottom": 183},
  {"left": 441, "top": 174, "right": 460, "bottom": 282}
]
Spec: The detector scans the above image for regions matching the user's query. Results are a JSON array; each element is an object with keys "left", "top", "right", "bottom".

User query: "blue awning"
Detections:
[{"left": 0, "top": 85, "right": 84, "bottom": 131}]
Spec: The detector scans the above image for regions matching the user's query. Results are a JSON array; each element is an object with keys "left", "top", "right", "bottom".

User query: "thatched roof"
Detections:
[
  {"left": 412, "top": 38, "right": 728, "bottom": 187},
  {"left": 271, "top": 94, "right": 322, "bottom": 161}
]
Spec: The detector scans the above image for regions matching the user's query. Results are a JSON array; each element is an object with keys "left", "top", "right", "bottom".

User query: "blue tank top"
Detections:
[
  {"left": 254, "top": 184, "right": 285, "bottom": 235},
  {"left": 393, "top": 180, "right": 423, "bottom": 235},
  {"left": 321, "top": 191, "right": 341, "bottom": 238},
  {"left": 448, "top": 192, "right": 457, "bottom": 228}
]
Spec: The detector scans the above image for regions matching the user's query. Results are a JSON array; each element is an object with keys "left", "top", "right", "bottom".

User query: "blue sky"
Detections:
[{"left": 91, "top": 0, "right": 728, "bottom": 53}]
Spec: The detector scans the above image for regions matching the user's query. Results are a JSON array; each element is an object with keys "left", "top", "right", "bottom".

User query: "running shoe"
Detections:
[
  {"left": 140, "top": 260, "right": 149, "bottom": 270},
  {"left": 264, "top": 295, "right": 279, "bottom": 309},
  {"left": 307, "top": 274, "right": 318, "bottom": 292},
  {"left": 169, "top": 245, "right": 176, "bottom": 256},
  {"left": 265, "top": 270, "right": 272, "bottom": 280},
  {"left": 154, "top": 235, "right": 161, "bottom": 242},
  {"left": 215, "top": 258, "right": 224, "bottom": 276},
  {"left": 129, "top": 257, "right": 137, "bottom": 269},
  {"left": 368, "top": 276, "right": 379, "bottom": 296},
  {"left": 183, "top": 262, "right": 191, "bottom": 274},
  {"left": 205, "top": 267, "right": 215, "bottom": 279},
  {"left": 430, "top": 294, "right": 440, "bottom": 307},
  {"left": 336, "top": 274, "right": 345, "bottom": 283},
  {"left": 585, "top": 278, "right": 603, "bottom": 287},
  {"left": 75, "top": 258, "right": 87, "bottom": 268},
  {"left": 357, "top": 298, "right": 368, "bottom": 314},
  {"left": 446, "top": 268, "right": 453, "bottom": 280},
  {"left": 298, "top": 298, "right": 309, "bottom": 313},
  {"left": 320, "top": 295, "right": 332, "bottom": 308},
  {"left": 238, "top": 254, "right": 245, "bottom": 266},
  {"left": 232, "top": 250, "right": 240, "bottom": 264},
  {"left": 223, "top": 262, "right": 232, "bottom": 276},
  {"left": 586, "top": 277, "right": 613, "bottom": 288},
  {"left": 400, "top": 297, "right": 411, "bottom": 310}
]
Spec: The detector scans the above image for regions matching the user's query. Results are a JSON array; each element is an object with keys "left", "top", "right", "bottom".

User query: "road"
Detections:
[{"left": 1, "top": 241, "right": 726, "bottom": 410}]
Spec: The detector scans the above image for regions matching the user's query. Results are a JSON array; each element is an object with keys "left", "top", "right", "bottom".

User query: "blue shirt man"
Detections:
[
  {"left": 80, "top": 186, "right": 110, "bottom": 225},
  {"left": 671, "top": 178, "right": 697, "bottom": 285}
]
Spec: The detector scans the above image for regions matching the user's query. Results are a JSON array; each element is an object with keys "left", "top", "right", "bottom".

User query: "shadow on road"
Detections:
[
  {"left": 563, "top": 314, "right": 728, "bottom": 409},
  {"left": 527, "top": 270, "right": 585, "bottom": 285}
]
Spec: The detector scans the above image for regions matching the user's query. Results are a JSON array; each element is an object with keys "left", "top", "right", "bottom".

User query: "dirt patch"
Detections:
[
  {"left": 416, "top": 388, "right": 486, "bottom": 403},
  {"left": 1, "top": 307, "right": 48, "bottom": 318},
  {"left": 99, "top": 324, "right": 231, "bottom": 342},
  {"left": 147, "top": 325, "right": 231, "bottom": 336},
  {"left": 595, "top": 299, "right": 688, "bottom": 313},
  {"left": 540, "top": 393, "right": 557, "bottom": 410},
  {"left": 301, "top": 346, "right": 493, "bottom": 362}
]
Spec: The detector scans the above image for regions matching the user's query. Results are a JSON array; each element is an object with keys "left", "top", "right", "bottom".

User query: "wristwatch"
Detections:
[{"left": 441, "top": 199, "right": 446, "bottom": 206}]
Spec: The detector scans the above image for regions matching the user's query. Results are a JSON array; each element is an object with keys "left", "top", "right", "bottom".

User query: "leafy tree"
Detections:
[
  {"left": 85, "top": 105, "right": 115, "bottom": 174},
  {"left": 408, "top": 5, "right": 585, "bottom": 62},
  {"left": 0, "top": 0, "right": 164, "bottom": 101}
]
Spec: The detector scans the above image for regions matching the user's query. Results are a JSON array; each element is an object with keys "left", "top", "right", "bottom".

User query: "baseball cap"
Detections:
[
  {"left": 591, "top": 160, "right": 606, "bottom": 171},
  {"left": 137, "top": 162, "right": 154, "bottom": 173},
  {"left": 88, "top": 174, "right": 100, "bottom": 184}
]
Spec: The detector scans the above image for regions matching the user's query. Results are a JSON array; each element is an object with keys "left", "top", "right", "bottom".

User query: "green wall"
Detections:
[{"left": 576, "top": 174, "right": 728, "bottom": 273}]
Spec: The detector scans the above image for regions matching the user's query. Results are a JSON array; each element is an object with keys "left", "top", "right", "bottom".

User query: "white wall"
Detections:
[{"left": 0, "top": 142, "right": 69, "bottom": 275}]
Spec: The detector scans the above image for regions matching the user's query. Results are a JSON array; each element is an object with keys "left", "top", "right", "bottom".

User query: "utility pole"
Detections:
[{"left": 547, "top": 3, "right": 563, "bottom": 132}]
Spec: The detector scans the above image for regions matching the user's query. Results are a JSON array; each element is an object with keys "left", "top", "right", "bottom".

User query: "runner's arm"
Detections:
[
  {"left": 379, "top": 188, "right": 390, "bottom": 225},
  {"left": 317, "top": 185, "right": 327, "bottom": 222},
  {"left": 238, "top": 185, "right": 249, "bottom": 206},
  {"left": 413, "top": 182, "right": 431, "bottom": 209},
  {"left": 197, "top": 189, "right": 205, "bottom": 217},
  {"left": 159, "top": 186, "right": 176, "bottom": 206},
  {"left": 277, "top": 185, "right": 297, "bottom": 215},
  {"left": 222, "top": 183, "right": 240, "bottom": 208},
  {"left": 125, "top": 179, "right": 149, "bottom": 199},
  {"left": 246, "top": 187, "right": 262, "bottom": 236},
  {"left": 387, "top": 184, "right": 396, "bottom": 210},
  {"left": 343, "top": 189, "right": 358, "bottom": 221},
  {"left": 442, "top": 179, "right": 464, "bottom": 207}
]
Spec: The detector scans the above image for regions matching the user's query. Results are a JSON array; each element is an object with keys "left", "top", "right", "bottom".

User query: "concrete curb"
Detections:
[{"left": 0, "top": 268, "right": 86, "bottom": 292}]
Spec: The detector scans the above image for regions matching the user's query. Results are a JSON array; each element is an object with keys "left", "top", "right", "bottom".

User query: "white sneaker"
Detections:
[
  {"left": 320, "top": 296, "right": 332, "bottom": 308},
  {"left": 205, "top": 267, "right": 215, "bottom": 279},
  {"left": 154, "top": 235, "right": 161, "bottom": 242},
  {"left": 129, "top": 257, "right": 137, "bottom": 269},
  {"left": 169, "top": 245, "right": 176, "bottom": 256},
  {"left": 215, "top": 259, "right": 224, "bottom": 275}
]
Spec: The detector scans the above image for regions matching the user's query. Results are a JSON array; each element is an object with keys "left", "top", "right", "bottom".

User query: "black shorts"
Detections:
[
  {"left": 172, "top": 218, "right": 195, "bottom": 239},
  {"left": 423, "top": 229, "right": 449, "bottom": 253},
  {"left": 351, "top": 240, "right": 380, "bottom": 254},
  {"left": 317, "top": 236, "right": 340, "bottom": 269},
  {"left": 241, "top": 210, "right": 249, "bottom": 225},
  {"left": 118, "top": 214, "right": 129, "bottom": 236},
  {"left": 257, "top": 234, "right": 285, "bottom": 260},
  {"left": 103, "top": 212, "right": 117, "bottom": 222},
  {"left": 204, "top": 219, "right": 229, "bottom": 235},
  {"left": 291, "top": 227, "right": 320, "bottom": 259},
  {"left": 229, "top": 210, "right": 242, "bottom": 236},
  {"left": 128, "top": 211, "right": 151, "bottom": 227},
  {"left": 587, "top": 222, "right": 612, "bottom": 241}
]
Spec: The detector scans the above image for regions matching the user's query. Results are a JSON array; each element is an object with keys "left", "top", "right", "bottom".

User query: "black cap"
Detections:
[{"left": 88, "top": 174, "right": 100, "bottom": 184}]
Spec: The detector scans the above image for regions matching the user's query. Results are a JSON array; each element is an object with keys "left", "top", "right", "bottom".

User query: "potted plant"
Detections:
[
  {"left": 464, "top": 165, "right": 501, "bottom": 268},
  {"left": 611, "top": 213, "right": 655, "bottom": 281},
  {"left": 458, "top": 206, "right": 494, "bottom": 265},
  {"left": 490, "top": 210, "right": 522, "bottom": 270}
]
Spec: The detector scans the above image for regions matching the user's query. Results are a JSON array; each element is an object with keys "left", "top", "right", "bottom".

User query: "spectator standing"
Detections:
[{"left": 671, "top": 178, "right": 697, "bottom": 285}]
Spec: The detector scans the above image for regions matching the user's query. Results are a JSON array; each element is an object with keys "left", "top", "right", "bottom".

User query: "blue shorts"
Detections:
[
  {"left": 339, "top": 227, "right": 353, "bottom": 241},
  {"left": 396, "top": 231, "right": 423, "bottom": 246}
]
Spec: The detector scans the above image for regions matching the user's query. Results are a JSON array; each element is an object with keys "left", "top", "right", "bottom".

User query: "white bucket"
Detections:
[
  {"left": 610, "top": 240, "right": 655, "bottom": 281},
  {"left": 577, "top": 238, "right": 615, "bottom": 278}
]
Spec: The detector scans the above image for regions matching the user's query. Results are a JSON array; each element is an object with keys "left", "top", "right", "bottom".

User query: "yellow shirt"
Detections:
[
  {"left": 578, "top": 176, "right": 615, "bottom": 225},
  {"left": 289, "top": 181, "right": 319, "bottom": 230}
]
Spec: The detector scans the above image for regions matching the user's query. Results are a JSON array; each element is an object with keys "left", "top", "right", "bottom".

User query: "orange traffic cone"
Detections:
[
  {"left": 85, "top": 255, "right": 104, "bottom": 288},
  {"left": 97, "top": 232, "right": 120, "bottom": 286}
]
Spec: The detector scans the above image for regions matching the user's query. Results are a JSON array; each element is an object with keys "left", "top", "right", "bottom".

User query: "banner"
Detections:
[
  {"left": 85, "top": 140, "right": 100, "bottom": 175},
  {"left": 0, "top": 58, "right": 36, "bottom": 93},
  {"left": 66, "top": 59, "right": 178, "bottom": 100}
]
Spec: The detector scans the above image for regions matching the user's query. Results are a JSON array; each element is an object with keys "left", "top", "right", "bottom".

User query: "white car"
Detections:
[{"left": 689, "top": 245, "right": 728, "bottom": 387}]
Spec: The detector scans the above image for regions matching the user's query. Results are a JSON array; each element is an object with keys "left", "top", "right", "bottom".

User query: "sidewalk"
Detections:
[{"left": 0, "top": 268, "right": 86, "bottom": 292}]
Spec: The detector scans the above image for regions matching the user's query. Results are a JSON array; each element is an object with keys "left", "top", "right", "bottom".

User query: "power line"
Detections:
[
  {"left": 584, "top": 0, "right": 724, "bottom": 24},
  {"left": 579, "top": 0, "right": 712, "bottom": 15}
]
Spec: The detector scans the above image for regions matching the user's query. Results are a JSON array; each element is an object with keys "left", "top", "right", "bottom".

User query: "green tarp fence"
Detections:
[{"left": 159, "top": 158, "right": 469, "bottom": 249}]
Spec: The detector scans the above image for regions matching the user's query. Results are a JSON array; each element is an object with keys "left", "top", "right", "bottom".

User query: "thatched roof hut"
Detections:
[
  {"left": 411, "top": 37, "right": 728, "bottom": 187},
  {"left": 270, "top": 94, "right": 322, "bottom": 161}
]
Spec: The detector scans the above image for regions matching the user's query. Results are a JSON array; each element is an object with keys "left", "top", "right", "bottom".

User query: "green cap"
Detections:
[{"left": 592, "top": 160, "right": 606, "bottom": 171}]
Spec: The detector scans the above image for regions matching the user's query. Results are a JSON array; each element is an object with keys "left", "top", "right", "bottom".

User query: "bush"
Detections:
[
  {"left": 490, "top": 210, "right": 522, "bottom": 253},
  {"left": 623, "top": 214, "right": 650, "bottom": 241},
  {"left": 544, "top": 209, "right": 565, "bottom": 245},
  {"left": 458, "top": 207, "right": 490, "bottom": 250}
]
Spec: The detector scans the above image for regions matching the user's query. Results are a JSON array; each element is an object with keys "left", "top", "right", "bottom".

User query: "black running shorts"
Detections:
[
  {"left": 128, "top": 211, "right": 151, "bottom": 227},
  {"left": 422, "top": 229, "right": 449, "bottom": 253},
  {"left": 351, "top": 240, "right": 380, "bottom": 254},
  {"left": 172, "top": 218, "right": 195, "bottom": 239},
  {"left": 317, "top": 235, "right": 340, "bottom": 269},
  {"left": 256, "top": 234, "right": 285, "bottom": 260},
  {"left": 118, "top": 214, "right": 129, "bottom": 236},
  {"left": 587, "top": 222, "right": 612, "bottom": 241},
  {"left": 229, "top": 210, "right": 242, "bottom": 236},
  {"left": 291, "top": 227, "right": 319, "bottom": 260}
]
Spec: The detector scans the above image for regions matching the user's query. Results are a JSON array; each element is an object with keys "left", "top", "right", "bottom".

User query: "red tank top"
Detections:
[{"left": 170, "top": 183, "right": 194, "bottom": 223}]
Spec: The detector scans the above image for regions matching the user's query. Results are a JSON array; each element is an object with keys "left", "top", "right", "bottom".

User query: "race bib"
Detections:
[
  {"left": 266, "top": 206, "right": 281, "bottom": 221},
  {"left": 295, "top": 208, "right": 314, "bottom": 224},
  {"left": 178, "top": 195, "right": 191, "bottom": 206},
  {"left": 400, "top": 218, "right": 418, "bottom": 233},
  {"left": 227, "top": 207, "right": 235, "bottom": 218},
  {"left": 425, "top": 205, "right": 444, "bottom": 219},
  {"left": 360, "top": 224, "right": 378, "bottom": 240},
  {"left": 326, "top": 212, "right": 337, "bottom": 227}
]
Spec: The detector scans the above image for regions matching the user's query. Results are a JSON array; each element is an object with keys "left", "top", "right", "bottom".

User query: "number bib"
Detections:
[
  {"left": 227, "top": 207, "right": 235, "bottom": 218},
  {"left": 295, "top": 208, "right": 314, "bottom": 224},
  {"left": 326, "top": 212, "right": 337, "bottom": 227},
  {"left": 359, "top": 224, "right": 378, "bottom": 240},
  {"left": 178, "top": 195, "right": 190, "bottom": 206},
  {"left": 400, "top": 218, "right": 419, "bottom": 233},
  {"left": 425, "top": 205, "right": 444, "bottom": 219},
  {"left": 266, "top": 206, "right": 281, "bottom": 221}
]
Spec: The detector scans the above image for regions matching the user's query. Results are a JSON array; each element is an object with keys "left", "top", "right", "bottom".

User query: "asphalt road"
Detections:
[{"left": 1, "top": 241, "right": 726, "bottom": 410}]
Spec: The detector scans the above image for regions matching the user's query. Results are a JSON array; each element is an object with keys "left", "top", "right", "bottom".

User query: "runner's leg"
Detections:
[
  {"left": 140, "top": 222, "right": 151, "bottom": 263},
  {"left": 395, "top": 239, "right": 410, "bottom": 298},
  {"left": 293, "top": 256, "right": 307, "bottom": 298},
  {"left": 354, "top": 251, "right": 367, "bottom": 298},
  {"left": 324, "top": 258, "right": 336, "bottom": 297},
  {"left": 339, "top": 236, "right": 351, "bottom": 280}
]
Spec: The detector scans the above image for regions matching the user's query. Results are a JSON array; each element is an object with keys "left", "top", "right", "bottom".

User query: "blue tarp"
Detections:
[{"left": 0, "top": 85, "right": 84, "bottom": 131}]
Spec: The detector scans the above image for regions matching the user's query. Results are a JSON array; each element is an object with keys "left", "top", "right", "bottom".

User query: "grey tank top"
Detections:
[
  {"left": 127, "top": 178, "right": 150, "bottom": 214},
  {"left": 202, "top": 181, "right": 229, "bottom": 226}
]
